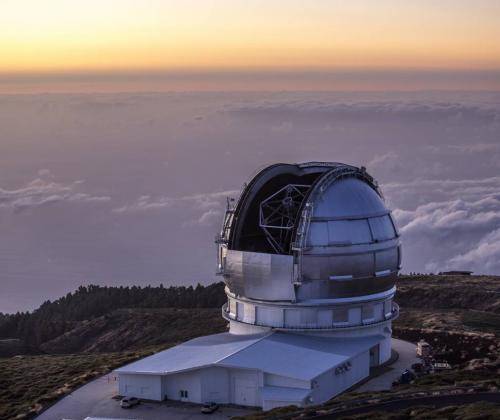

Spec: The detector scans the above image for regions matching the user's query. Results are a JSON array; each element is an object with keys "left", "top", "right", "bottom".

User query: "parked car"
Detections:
[
  {"left": 201, "top": 402, "right": 219, "bottom": 414},
  {"left": 400, "top": 369, "right": 416, "bottom": 384},
  {"left": 120, "top": 396, "right": 140, "bottom": 408},
  {"left": 431, "top": 361, "right": 452, "bottom": 372},
  {"left": 411, "top": 362, "right": 424, "bottom": 373}
]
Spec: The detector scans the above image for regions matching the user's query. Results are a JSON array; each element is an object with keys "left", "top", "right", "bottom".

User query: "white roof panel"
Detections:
[
  {"left": 221, "top": 333, "right": 383, "bottom": 380},
  {"left": 116, "top": 331, "right": 383, "bottom": 381},
  {"left": 115, "top": 332, "right": 267, "bottom": 374}
]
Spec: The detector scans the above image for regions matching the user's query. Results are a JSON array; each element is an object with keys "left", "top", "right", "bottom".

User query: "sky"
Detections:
[
  {"left": 1, "top": 91, "right": 500, "bottom": 313},
  {"left": 1, "top": 2, "right": 500, "bottom": 312},
  {"left": 1, "top": 0, "right": 500, "bottom": 91}
]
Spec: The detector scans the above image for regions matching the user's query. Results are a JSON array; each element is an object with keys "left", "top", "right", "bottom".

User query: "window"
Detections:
[
  {"left": 229, "top": 299, "right": 237, "bottom": 317},
  {"left": 333, "top": 308, "right": 349, "bottom": 323},
  {"left": 368, "top": 215, "right": 396, "bottom": 241},
  {"left": 328, "top": 219, "right": 372, "bottom": 245},
  {"left": 384, "top": 300, "right": 392, "bottom": 317},
  {"left": 299, "top": 308, "right": 316, "bottom": 326},
  {"left": 362, "top": 305, "right": 374, "bottom": 320},
  {"left": 179, "top": 390, "right": 189, "bottom": 398}
]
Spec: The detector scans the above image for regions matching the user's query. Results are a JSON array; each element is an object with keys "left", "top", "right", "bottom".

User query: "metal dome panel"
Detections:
[
  {"left": 216, "top": 162, "right": 401, "bottom": 302},
  {"left": 312, "top": 178, "right": 388, "bottom": 219}
]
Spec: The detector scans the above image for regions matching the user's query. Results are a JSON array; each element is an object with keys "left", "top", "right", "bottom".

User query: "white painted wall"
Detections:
[
  {"left": 317, "top": 309, "right": 333, "bottom": 327},
  {"left": 310, "top": 350, "right": 369, "bottom": 405},
  {"left": 119, "top": 373, "right": 162, "bottom": 401},
  {"left": 228, "top": 295, "right": 394, "bottom": 330},
  {"left": 384, "top": 299, "right": 393, "bottom": 317},
  {"left": 229, "top": 319, "right": 270, "bottom": 335},
  {"left": 373, "top": 302, "right": 384, "bottom": 320},
  {"left": 284, "top": 308, "right": 300, "bottom": 328},
  {"left": 236, "top": 302, "right": 244, "bottom": 320},
  {"left": 163, "top": 370, "right": 202, "bottom": 403},
  {"left": 264, "top": 373, "right": 310, "bottom": 389},
  {"left": 241, "top": 302, "right": 256, "bottom": 324},
  {"left": 230, "top": 369, "right": 262, "bottom": 407},
  {"left": 229, "top": 299, "right": 237, "bottom": 318},
  {"left": 255, "top": 306, "right": 283, "bottom": 327},
  {"left": 348, "top": 306, "right": 362, "bottom": 325},
  {"left": 200, "top": 367, "right": 230, "bottom": 403},
  {"left": 379, "top": 334, "right": 392, "bottom": 364},
  {"left": 307, "top": 320, "right": 391, "bottom": 339}
]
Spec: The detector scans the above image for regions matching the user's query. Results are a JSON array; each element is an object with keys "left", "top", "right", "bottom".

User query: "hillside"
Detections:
[
  {"left": 397, "top": 274, "right": 500, "bottom": 314},
  {"left": 0, "top": 282, "right": 226, "bottom": 355},
  {"left": 39, "top": 308, "right": 226, "bottom": 354},
  {"left": 1, "top": 275, "right": 499, "bottom": 419}
]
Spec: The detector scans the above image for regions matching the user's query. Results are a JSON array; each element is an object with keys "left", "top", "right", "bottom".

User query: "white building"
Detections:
[{"left": 117, "top": 162, "right": 401, "bottom": 410}]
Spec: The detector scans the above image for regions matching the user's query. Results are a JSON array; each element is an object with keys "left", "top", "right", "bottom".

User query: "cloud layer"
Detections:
[
  {"left": 112, "top": 190, "right": 239, "bottom": 227},
  {"left": 386, "top": 176, "right": 500, "bottom": 274},
  {"left": 1, "top": 91, "right": 499, "bottom": 313},
  {"left": 0, "top": 172, "right": 111, "bottom": 213}
]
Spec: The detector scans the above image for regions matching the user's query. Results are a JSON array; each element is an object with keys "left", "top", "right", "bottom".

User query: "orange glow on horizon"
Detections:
[{"left": 1, "top": 0, "right": 500, "bottom": 74}]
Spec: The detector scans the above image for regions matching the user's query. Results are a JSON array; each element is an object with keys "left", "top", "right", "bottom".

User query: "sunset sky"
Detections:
[
  {"left": 1, "top": 0, "right": 500, "bottom": 91},
  {"left": 2, "top": 1, "right": 500, "bottom": 313}
]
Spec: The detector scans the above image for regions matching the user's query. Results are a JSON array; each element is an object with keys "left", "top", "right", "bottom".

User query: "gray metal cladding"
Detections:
[
  {"left": 312, "top": 178, "right": 387, "bottom": 219},
  {"left": 298, "top": 173, "right": 399, "bottom": 298},
  {"left": 219, "top": 162, "right": 401, "bottom": 302},
  {"left": 295, "top": 273, "right": 397, "bottom": 300},
  {"left": 224, "top": 250, "right": 295, "bottom": 301}
]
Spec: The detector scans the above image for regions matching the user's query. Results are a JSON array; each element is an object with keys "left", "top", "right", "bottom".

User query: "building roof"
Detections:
[
  {"left": 116, "top": 331, "right": 383, "bottom": 381},
  {"left": 221, "top": 333, "right": 382, "bottom": 380},
  {"left": 115, "top": 332, "right": 267, "bottom": 375}
]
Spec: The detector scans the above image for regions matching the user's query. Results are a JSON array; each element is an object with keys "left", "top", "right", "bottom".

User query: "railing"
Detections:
[{"left": 221, "top": 302, "right": 399, "bottom": 331}]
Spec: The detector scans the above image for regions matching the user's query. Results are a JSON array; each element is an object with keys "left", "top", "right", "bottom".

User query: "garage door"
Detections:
[
  {"left": 124, "top": 384, "right": 138, "bottom": 395},
  {"left": 233, "top": 377, "right": 258, "bottom": 406}
]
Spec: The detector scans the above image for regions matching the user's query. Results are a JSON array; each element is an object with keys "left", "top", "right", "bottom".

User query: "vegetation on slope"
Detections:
[
  {"left": 0, "top": 351, "right": 152, "bottom": 419},
  {"left": 0, "top": 282, "right": 225, "bottom": 351},
  {"left": 339, "top": 402, "right": 500, "bottom": 420}
]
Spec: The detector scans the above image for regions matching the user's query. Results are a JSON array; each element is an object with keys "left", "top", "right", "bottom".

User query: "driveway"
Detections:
[
  {"left": 356, "top": 338, "right": 420, "bottom": 392},
  {"left": 36, "top": 374, "right": 254, "bottom": 420}
]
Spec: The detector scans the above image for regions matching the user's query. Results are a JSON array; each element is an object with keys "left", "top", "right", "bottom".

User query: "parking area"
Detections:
[
  {"left": 356, "top": 338, "right": 420, "bottom": 392},
  {"left": 36, "top": 374, "right": 254, "bottom": 420}
]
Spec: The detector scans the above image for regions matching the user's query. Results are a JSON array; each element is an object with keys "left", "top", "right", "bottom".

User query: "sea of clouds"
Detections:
[{"left": 1, "top": 91, "right": 499, "bottom": 312}]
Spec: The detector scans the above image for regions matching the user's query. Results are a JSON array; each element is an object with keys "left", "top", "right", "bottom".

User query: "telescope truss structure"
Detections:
[{"left": 259, "top": 184, "right": 310, "bottom": 254}]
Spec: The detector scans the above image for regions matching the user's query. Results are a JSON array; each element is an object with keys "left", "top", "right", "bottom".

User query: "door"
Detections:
[
  {"left": 369, "top": 344, "right": 380, "bottom": 367},
  {"left": 233, "top": 377, "right": 258, "bottom": 406}
]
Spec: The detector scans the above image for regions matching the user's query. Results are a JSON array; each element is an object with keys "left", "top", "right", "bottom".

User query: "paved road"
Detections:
[
  {"left": 36, "top": 374, "right": 253, "bottom": 420},
  {"left": 356, "top": 338, "right": 419, "bottom": 392}
]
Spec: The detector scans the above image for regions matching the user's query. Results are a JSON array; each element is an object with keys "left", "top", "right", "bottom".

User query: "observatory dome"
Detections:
[
  {"left": 117, "top": 162, "right": 401, "bottom": 410},
  {"left": 217, "top": 162, "right": 401, "bottom": 305}
]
